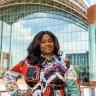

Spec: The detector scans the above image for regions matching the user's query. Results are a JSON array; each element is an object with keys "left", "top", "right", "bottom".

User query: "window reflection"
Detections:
[{"left": 0, "top": 13, "right": 89, "bottom": 86}]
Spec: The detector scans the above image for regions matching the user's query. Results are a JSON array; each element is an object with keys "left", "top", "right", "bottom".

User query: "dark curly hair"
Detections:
[{"left": 27, "top": 31, "right": 61, "bottom": 66}]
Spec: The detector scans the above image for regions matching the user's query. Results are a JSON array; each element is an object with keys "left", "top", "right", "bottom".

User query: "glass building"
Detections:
[
  {"left": 87, "top": 4, "right": 96, "bottom": 86},
  {"left": 0, "top": 0, "right": 88, "bottom": 82},
  {"left": 0, "top": 0, "right": 91, "bottom": 95},
  {"left": 66, "top": 52, "right": 89, "bottom": 82}
]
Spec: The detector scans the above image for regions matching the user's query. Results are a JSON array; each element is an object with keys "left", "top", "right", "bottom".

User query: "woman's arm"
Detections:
[
  {"left": 3, "top": 61, "right": 23, "bottom": 95},
  {"left": 65, "top": 65, "right": 81, "bottom": 96},
  {"left": 4, "top": 71, "right": 21, "bottom": 94}
]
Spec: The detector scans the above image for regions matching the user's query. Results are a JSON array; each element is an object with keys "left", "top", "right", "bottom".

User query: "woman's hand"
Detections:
[
  {"left": 21, "top": 91, "right": 30, "bottom": 96},
  {"left": 11, "top": 89, "right": 32, "bottom": 96},
  {"left": 64, "top": 58, "right": 70, "bottom": 69}
]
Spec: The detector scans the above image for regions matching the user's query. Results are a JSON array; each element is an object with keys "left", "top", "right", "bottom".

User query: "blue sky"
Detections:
[
  {"left": 84, "top": 0, "right": 96, "bottom": 7},
  {"left": 1, "top": 3, "right": 89, "bottom": 63}
]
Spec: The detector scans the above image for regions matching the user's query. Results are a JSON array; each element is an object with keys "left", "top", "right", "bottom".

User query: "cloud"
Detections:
[
  {"left": 57, "top": 29, "right": 88, "bottom": 54},
  {"left": 12, "top": 21, "right": 33, "bottom": 41},
  {"left": 83, "top": 0, "right": 96, "bottom": 7},
  {"left": 1, "top": 16, "right": 88, "bottom": 62},
  {"left": 89, "top": 0, "right": 96, "bottom": 5}
]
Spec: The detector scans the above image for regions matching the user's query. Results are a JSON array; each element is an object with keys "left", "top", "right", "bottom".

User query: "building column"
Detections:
[{"left": 87, "top": 4, "right": 96, "bottom": 86}]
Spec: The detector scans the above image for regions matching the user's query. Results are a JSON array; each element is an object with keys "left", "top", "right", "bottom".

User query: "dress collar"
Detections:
[{"left": 41, "top": 55, "right": 61, "bottom": 65}]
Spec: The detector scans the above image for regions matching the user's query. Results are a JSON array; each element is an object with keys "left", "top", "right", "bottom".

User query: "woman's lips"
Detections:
[{"left": 45, "top": 46, "right": 52, "bottom": 49}]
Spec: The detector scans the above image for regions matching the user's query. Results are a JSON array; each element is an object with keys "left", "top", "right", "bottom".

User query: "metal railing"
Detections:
[{"left": 0, "top": 0, "right": 87, "bottom": 21}]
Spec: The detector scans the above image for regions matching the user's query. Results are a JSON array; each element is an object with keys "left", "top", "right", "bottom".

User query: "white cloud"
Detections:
[
  {"left": 89, "top": 0, "right": 96, "bottom": 5},
  {"left": 58, "top": 30, "right": 88, "bottom": 54},
  {"left": 60, "top": 40, "right": 88, "bottom": 55},
  {"left": 83, "top": 0, "right": 96, "bottom": 7},
  {"left": 12, "top": 21, "right": 33, "bottom": 41}
]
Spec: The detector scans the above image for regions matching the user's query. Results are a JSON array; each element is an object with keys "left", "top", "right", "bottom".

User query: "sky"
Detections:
[
  {"left": 1, "top": 1, "right": 90, "bottom": 63},
  {"left": 83, "top": 0, "right": 96, "bottom": 7}
]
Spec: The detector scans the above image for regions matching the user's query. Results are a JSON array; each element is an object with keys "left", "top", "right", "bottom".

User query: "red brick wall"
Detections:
[{"left": 87, "top": 4, "right": 96, "bottom": 24}]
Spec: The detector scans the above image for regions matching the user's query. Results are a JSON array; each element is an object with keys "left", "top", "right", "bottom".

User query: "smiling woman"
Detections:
[
  {"left": 40, "top": 34, "right": 55, "bottom": 57},
  {"left": 3, "top": 31, "right": 81, "bottom": 96},
  {"left": 0, "top": 0, "right": 89, "bottom": 94}
]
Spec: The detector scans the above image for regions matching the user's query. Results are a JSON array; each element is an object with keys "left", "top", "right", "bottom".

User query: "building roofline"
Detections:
[{"left": 0, "top": 0, "right": 87, "bottom": 24}]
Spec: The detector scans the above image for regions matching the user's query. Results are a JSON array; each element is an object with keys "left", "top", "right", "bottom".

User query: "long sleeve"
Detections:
[
  {"left": 65, "top": 65, "right": 81, "bottom": 96},
  {"left": 65, "top": 65, "right": 77, "bottom": 81},
  {"left": 4, "top": 71, "right": 21, "bottom": 93},
  {"left": 3, "top": 62, "right": 23, "bottom": 95}
]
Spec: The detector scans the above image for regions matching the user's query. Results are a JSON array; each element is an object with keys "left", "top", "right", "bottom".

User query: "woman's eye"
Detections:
[
  {"left": 49, "top": 40, "right": 53, "bottom": 42},
  {"left": 41, "top": 40, "right": 53, "bottom": 43},
  {"left": 41, "top": 41, "right": 45, "bottom": 43}
]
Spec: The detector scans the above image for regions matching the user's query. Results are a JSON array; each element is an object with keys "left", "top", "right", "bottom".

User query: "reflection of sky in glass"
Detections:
[
  {"left": 83, "top": 0, "right": 96, "bottom": 7},
  {"left": 2, "top": 16, "right": 88, "bottom": 63}
]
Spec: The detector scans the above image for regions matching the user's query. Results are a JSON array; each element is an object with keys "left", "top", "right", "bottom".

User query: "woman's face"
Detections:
[{"left": 40, "top": 34, "right": 55, "bottom": 56}]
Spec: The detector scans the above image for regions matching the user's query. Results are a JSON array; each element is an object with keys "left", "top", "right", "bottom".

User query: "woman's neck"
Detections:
[{"left": 41, "top": 54, "right": 54, "bottom": 59}]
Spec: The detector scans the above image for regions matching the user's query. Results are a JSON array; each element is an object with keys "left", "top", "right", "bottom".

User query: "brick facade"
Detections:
[{"left": 87, "top": 4, "right": 96, "bottom": 24}]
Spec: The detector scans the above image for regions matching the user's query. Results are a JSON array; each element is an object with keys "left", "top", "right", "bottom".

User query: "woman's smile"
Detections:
[{"left": 40, "top": 34, "right": 54, "bottom": 56}]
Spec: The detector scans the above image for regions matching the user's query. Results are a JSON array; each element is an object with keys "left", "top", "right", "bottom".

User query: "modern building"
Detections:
[
  {"left": 0, "top": 0, "right": 88, "bottom": 64},
  {"left": 66, "top": 51, "right": 89, "bottom": 67},
  {"left": 87, "top": 4, "right": 96, "bottom": 86},
  {"left": 0, "top": 52, "right": 11, "bottom": 78},
  {"left": 66, "top": 51, "right": 89, "bottom": 82},
  {"left": 1, "top": 0, "right": 96, "bottom": 95},
  {"left": 0, "top": 0, "right": 89, "bottom": 86}
]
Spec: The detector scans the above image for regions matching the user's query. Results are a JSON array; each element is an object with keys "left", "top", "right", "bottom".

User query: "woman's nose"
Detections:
[{"left": 45, "top": 42, "right": 51, "bottom": 45}]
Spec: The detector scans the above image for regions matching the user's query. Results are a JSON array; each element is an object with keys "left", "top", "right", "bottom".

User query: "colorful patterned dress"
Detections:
[{"left": 3, "top": 56, "right": 80, "bottom": 96}]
